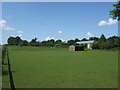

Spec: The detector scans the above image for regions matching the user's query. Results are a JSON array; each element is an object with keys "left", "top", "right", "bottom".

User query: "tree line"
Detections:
[
  {"left": 7, "top": 34, "right": 120, "bottom": 50},
  {"left": 5, "top": 1, "right": 120, "bottom": 50}
]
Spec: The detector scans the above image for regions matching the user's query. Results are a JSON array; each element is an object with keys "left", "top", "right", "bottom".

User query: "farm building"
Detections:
[
  {"left": 69, "top": 45, "right": 84, "bottom": 51},
  {"left": 76, "top": 40, "right": 94, "bottom": 49}
]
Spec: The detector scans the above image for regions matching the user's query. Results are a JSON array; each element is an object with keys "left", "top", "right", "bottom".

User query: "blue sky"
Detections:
[{"left": 1, "top": 2, "right": 118, "bottom": 44}]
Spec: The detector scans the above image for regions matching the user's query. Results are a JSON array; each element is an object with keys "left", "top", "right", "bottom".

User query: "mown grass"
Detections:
[
  {"left": 3, "top": 46, "right": 118, "bottom": 88},
  {"left": 2, "top": 47, "right": 10, "bottom": 88},
  {"left": 2, "top": 58, "right": 10, "bottom": 88}
]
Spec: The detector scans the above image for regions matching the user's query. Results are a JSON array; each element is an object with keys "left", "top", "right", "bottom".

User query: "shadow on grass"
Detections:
[
  {"left": 2, "top": 70, "right": 16, "bottom": 76},
  {"left": 2, "top": 64, "right": 16, "bottom": 76},
  {"left": 2, "top": 70, "right": 9, "bottom": 76},
  {"left": 2, "top": 63, "right": 7, "bottom": 65}
]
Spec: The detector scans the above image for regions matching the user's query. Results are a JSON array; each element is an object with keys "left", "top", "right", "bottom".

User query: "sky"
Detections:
[{"left": 1, "top": 2, "right": 118, "bottom": 44}]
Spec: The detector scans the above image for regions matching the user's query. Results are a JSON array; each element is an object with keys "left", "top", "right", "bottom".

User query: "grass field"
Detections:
[
  {"left": 2, "top": 46, "right": 118, "bottom": 88},
  {"left": 0, "top": 46, "right": 2, "bottom": 89}
]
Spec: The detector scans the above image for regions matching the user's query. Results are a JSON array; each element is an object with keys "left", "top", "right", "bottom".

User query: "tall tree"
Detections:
[
  {"left": 31, "top": 38, "right": 37, "bottom": 43},
  {"left": 20, "top": 40, "right": 28, "bottom": 46},
  {"left": 55, "top": 40, "right": 63, "bottom": 45},
  {"left": 74, "top": 38, "right": 80, "bottom": 42},
  {"left": 98, "top": 34, "right": 106, "bottom": 42},
  {"left": 89, "top": 37, "right": 99, "bottom": 41},
  {"left": 67, "top": 40, "right": 76, "bottom": 45},
  {"left": 110, "top": 1, "right": 120, "bottom": 21},
  {"left": 98, "top": 34, "right": 107, "bottom": 49},
  {"left": 16, "top": 36, "right": 22, "bottom": 45},
  {"left": 7, "top": 36, "right": 21, "bottom": 45},
  {"left": 7, "top": 37, "right": 15, "bottom": 45},
  {"left": 40, "top": 41, "right": 47, "bottom": 46},
  {"left": 81, "top": 38, "right": 88, "bottom": 41},
  {"left": 29, "top": 38, "right": 38, "bottom": 46},
  {"left": 47, "top": 39, "right": 55, "bottom": 47}
]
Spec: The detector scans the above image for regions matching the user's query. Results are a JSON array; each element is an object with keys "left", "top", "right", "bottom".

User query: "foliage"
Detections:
[
  {"left": 92, "top": 43, "right": 99, "bottom": 49},
  {"left": 20, "top": 40, "right": 28, "bottom": 47},
  {"left": 110, "top": 1, "right": 120, "bottom": 21},
  {"left": 7, "top": 34, "right": 120, "bottom": 50},
  {"left": 98, "top": 34, "right": 106, "bottom": 43},
  {"left": 92, "top": 35, "right": 119, "bottom": 50},
  {"left": 74, "top": 38, "right": 80, "bottom": 42},
  {"left": 89, "top": 37, "right": 99, "bottom": 41},
  {"left": 81, "top": 38, "right": 88, "bottom": 41},
  {"left": 67, "top": 40, "right": 76, "bottom": 46},
  {"left": 7, "top": 36, "right": 22, "bottom": 45}
]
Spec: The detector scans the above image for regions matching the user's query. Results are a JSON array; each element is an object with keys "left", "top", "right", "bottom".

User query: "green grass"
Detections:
[
  {"left": 0, "top": 46, "right": 2, "bottom": 89},
  {"left": 2, "top": 51, "right": 10, "bottom": 88},
  {"left": 2, "top": 59, "right": 10, "bottom": 88},
  {"left": 3, "top": 46, "right": 118, "bottom": 88}
]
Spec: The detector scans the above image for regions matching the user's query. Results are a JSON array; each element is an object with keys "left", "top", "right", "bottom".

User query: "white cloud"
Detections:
[
  {"left": 0, "top": 20, "right": 24, "bottom": 37},
  {"left": 45, "top": 37, "right": 55, "bottom": 41},
  {"left": 17, "top": 30, "right": 24, "bottom": 33},
  {"left": 61, "top": 39, "right": 65, "bottom": 42},
  {"left": 4, "top": 27, "right": 15, "bottom": 31},
  {"left": 58, "top": 30, "right": 62, "bottom": 34},
  {"left": 98, "top": 18, "right": 118, "bottom": 26},
  {"left": 0, "top": 20, "right": 15, "bottom": 31},
  {"left": 87, "top": 32, "right": 93, "bottom": 37},
  {"left": 18, "top": 34, "right": 22, "bottom": 37},
  {"left": 61, "top": 39, "right": 64, "bottom": 42},
  {"left": 0, "top": 20, "right": 6, "bottom": 27}
]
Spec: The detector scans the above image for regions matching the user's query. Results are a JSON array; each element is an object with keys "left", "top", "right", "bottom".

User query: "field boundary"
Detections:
[{"left": 6, "top": 48, "right": 16, "bottom": 90}]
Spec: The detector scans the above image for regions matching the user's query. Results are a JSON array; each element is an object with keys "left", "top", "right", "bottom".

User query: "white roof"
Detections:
[{"left": 76, "top": 40, "right": 94, "bottom": 44}]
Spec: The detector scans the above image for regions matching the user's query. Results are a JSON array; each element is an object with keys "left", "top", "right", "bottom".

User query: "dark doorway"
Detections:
[{"left": 75, "top": 46, "right": 84, "bottom": 51}]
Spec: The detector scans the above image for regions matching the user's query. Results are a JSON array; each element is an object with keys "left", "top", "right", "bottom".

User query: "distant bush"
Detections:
[{"left": 92, "top": 43, "right": 99, "bottom": 49}]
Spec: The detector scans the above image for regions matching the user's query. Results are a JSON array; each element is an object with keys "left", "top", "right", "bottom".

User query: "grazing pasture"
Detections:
[{"left": 3, "top": 46, "right": 118, "bottom": 88}]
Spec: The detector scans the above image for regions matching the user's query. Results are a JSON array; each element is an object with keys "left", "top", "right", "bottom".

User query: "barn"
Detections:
[
  {"left": 76, "top": 40, "right": 94, "bottom": 49},
  {"left": 69, "top": 45, "right": 84, "bottom": 51}
]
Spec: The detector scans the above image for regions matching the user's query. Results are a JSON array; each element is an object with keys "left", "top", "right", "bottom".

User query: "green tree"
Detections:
[
  {"left": 56, "top": 40, "right": 62, "bottom": 44},
  {"left": 92, "top": 43, "right": 99, "bottom": 49},
  {"left": 46, "top": 39, "right": 55, "bottom": 47},
  {"left": 40, "top": 41, "right": 47, "bottom": 47},
  {"left": 67, "top": 40, "right": 76, "bottom": 46},
  {"left": 16, "top": 36, "right": 22, "bottom": 45},
  {"left": 7, "top": 37, "right": 14, "bottom": 45},
  {"left": 98, "top": 34, "right": 107, "bottom": 49},
  {"left": 7, "top": 36, "right": 21, "bottom": 45},
  {"left": 98, "top": 34, "right": 106, "bottom": 43},
  {"left": 81, "top": 38, "right": 88, "bottom": 41},
  {"left": 20, "top": 40, "right": 28, "bottom": 46},
  {"left": 55, "top": 40, "right": 63, "bottom": 47},
  {"left": 31, "top": 38, "right": 37, "bottom": 43},
  {"left": 110, "top": 1, "right": 120, "bottom": 21},
  {"left": 107, "top": 36, "right": 118, "bottom": 48},
  {"left": 29, "top": 38, "right": 38, "bottom": 46},
  {"left": 89, "top": 37, "right": 99, "bottom": 41},
  {"left": 74, "top": 38, "right": 80, "bottom": 42}
]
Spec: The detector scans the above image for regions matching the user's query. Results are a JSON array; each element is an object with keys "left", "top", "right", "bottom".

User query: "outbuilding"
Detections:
[
  {"left": 76, "top": 40, "right": 94, "bottom": 49},
  {"left": 69, "top": 45, "right": 84, "bottom": 51}
]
